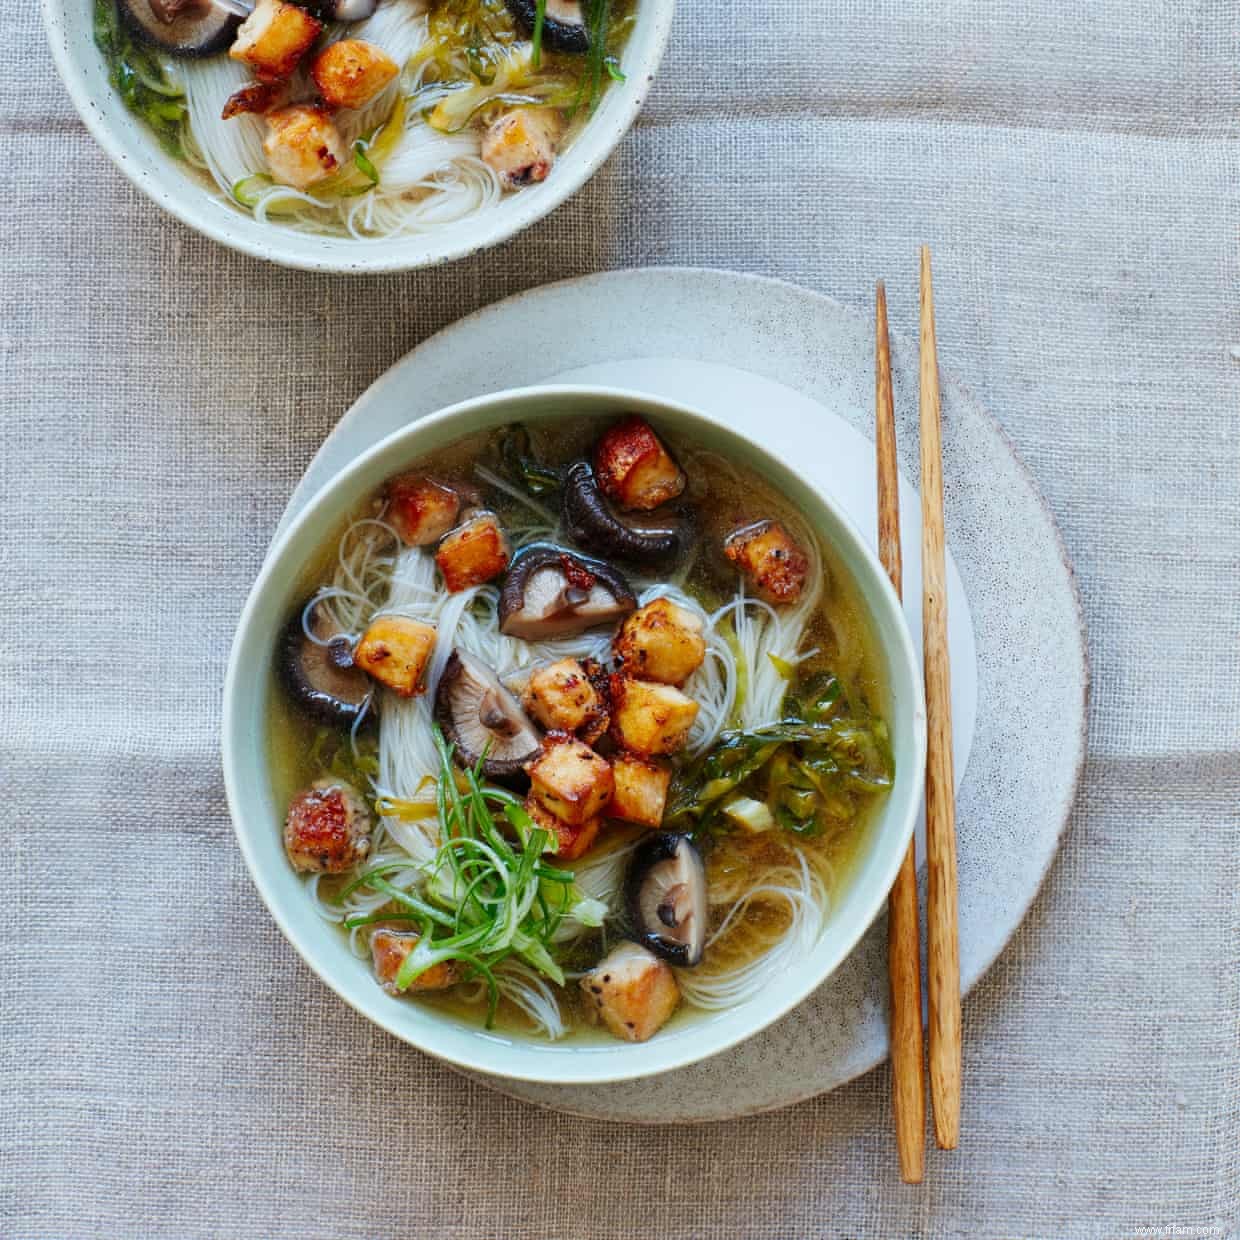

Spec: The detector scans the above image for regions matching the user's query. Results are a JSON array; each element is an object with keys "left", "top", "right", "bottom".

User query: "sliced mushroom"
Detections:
[
  {"left": 561, "top": 461, "right": 684, "bottom": 564},
  {"left": 324, "top": 0, "right": 379, "bottom": 18},
  {"left": 499, "top": 544, "right": 636, "bottom": 640},
  {"left": 279, "top": 598, "right": 373, "bottom": 726},
  {"left": 434, "top": 649, "right": 542, "bottom": 779},
  {"left": 624, "top": 833, "right": 708, "bottom": 967},
  {"left": 119, "top": 0, "right": 241, "bottom": 56},
  {"left": 504, "top": 0, "right": 588, "bottom": 54}
]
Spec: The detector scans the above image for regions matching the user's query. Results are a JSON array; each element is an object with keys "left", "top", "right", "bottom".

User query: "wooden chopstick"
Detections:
[
  {"left": 919, "top": 246, "right": 962, "bottom": 1149},
  {"left": 876, "top": 281, "right": 926, "bottom": 1183}
]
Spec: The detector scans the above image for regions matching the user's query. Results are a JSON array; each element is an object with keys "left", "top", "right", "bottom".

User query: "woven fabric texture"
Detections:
[{"left": 4, "top": 1, "right": 1238, "bottom": 1237}]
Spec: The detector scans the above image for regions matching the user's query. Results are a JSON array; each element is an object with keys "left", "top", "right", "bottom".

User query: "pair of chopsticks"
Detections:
[{"left": 876, "top": 248, "right": 961, "bottom": 1183}]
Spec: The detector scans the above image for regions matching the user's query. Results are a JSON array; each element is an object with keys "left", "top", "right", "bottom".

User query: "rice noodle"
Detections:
[{"left": 675, "top": 851, "right": 829, "bottom": 1011}]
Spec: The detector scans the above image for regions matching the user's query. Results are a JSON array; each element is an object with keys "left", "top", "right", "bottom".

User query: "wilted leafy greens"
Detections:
[{"left": 664, "top": 673, "right": 893, "bottom": 837}]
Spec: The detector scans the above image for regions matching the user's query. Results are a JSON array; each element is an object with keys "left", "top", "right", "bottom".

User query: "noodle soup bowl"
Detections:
[
  {"left": 224, "top": 385, "right": 927, "bottom": 1084},
  {"left": 42, "top": 0, "right": 673, "bottom": 273}
]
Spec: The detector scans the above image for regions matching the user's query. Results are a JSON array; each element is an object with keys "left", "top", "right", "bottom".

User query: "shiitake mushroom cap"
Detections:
[
  {"left": 279, "top": 598, "right": 374, "bottom": 727},
  {"left": 561, "top": 461, "right": 686, "bottom": 564},
  {"left": 624, "top": 832, "right": 708, "bottom": 967},
  {"left": 503, "top": 0, "right": 589, "bottom": 54},
  {"left": 303, "top": 0, "right": 380, "bottom": 21},
  {"left": 434, "top": 649, "right": 542, "bottom": 780},
  {"left": 118, "top": 0, "right": 240, "bottom": 57},
  {"left": 499, "top": 543, "right": 636, "bottom": 640}
]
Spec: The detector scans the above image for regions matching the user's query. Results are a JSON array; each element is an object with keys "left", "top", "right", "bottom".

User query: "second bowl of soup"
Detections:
[
  {"left": 44, "top": 0, "right": 673, "bottom": 270},
  {"left": 224, "top": 385, "right": 926, "bottom": 1083}
]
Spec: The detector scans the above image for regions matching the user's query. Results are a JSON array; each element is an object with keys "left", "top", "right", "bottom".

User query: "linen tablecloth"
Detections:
[{"left": 4, "top": 1, "right": 1237, "bottom": 1236}]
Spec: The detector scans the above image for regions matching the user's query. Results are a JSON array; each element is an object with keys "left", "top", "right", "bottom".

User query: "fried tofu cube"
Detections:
[
  {"left": 385, "top": 474, "right": 460, "bottom": 546},
  {"left": 481, "top": 107, "right": 563, "bottom": 189},
  {"left": 522, "top": 658, "right": 603, "bottom": 734},
  {"left": 580, "top": 941, "right": 680, "bottom": 1043},
  {"left": 609, "top": 676, "right": 699, "bottom": 756},
  {"left": 523, "top": 795, "right": 602, "bottom": 861},
  {"left": 577, "top": 658, "right": 612, "bottom": 745},
  {"left": 371, "top": 929, "right": 460, "bottom": 996},
  {"left": 263, "top": 104, "right": 345, "bottom": 189},
  {"left": 594, "top": 416, "right": 687, "bottom": 511},
  {"left": 606, "top": 753, "right": 671, "bottom": 829},
  {"left": 221, "top": 80, "right": 285, "bottom": 120},
  {"left": 230, "top": 0, "right": 322, "bottom": 81},
  {"left": 311, "top": 38, "right": 398, "bottom": 110},
  {"left": 284, "top": 778, "right": 372, "bottom": 874},
  {"left": 614, "top": 597, "right": 706, "bottom": 685},
  {"left": 525, "top": 735, "right": 614, "bottom": 826},
  {"left": 723, "top": 519, "right": 809, "bottom": 605},
  {"left": 435, "top": 511, "right": 510, "bottom": 593},
  {"left": 355, "top": 615, "right": 436, "bottom": 697}
]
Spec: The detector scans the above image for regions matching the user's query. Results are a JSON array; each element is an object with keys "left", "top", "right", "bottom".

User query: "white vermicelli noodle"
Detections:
[{"left": 675, "top": 851, "right": 829, "bottom": 1011}]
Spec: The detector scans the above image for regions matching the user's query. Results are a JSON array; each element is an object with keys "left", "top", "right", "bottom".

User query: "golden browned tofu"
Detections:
[
  {"left": 576, "top": 658, "right": 612, "bottom": 745},
  {"left": 230, "top": 0, "right": 322, "bottom": 81},
  {"left": 355, "top": 615, "right": 436, "bottom": 697},
  {"left": 263, "top": 105, "right": 345, "bottom": 189},
  {"left": 370, "top": 929, "right": 460, "bottom": 996},
  {"left": 435, "top": 511, "right": 511, "bottom": 593},
  {"left": 480, "top": 107, "right": 563, "bottom": 189},
  {"left": 385, "top": 475, "right": 460, "bottom": 546},
  {"left": 609, "top": 675, "right": 699, "bottom": 756},
  {"left": 606, "top": 752, "right": 671, "bottom": 829},
  {"left": 311, "top": 38, "right": 398, "bottom": 110},
  {"left": 580, "top": 941, "right": 680, "bottom": 1043},
  {"left": 284, "top": 778, "right": 372, "bottom": 874},
  {"left": 594, "top": 416, "right": 686, "bottom": 511},
  {"left": 522, "top": 658, "right": 603, "bottom": 734},
  {"left": 525, "top": 735, "right": 614, "bottom": 826},
  {"left": 723, "top": 519, "right": 810, "bottom": 605},
  {"left": 523, "top": 794, "right": 602, "bottom": 861},
  {"left": 221, "top": 80, "right": 285, "bottom": 120},
  {"left": 614, "top": 597, "right": 706, "bottom": 685}
]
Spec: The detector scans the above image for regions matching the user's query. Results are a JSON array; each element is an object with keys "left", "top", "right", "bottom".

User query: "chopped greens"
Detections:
[
  {"left": 415, "top": 0, "right": 524, "bottom": 86},
  {"left": 306, "top": 725, "right": 380, "bottom": 795},
  {"left": 575, "top": 0, "right": 609, "bottom": 116},
  {"left": 497, "top": 424, "right": 564, "bottom": 496},
  {"left": 531, "top": 0, "right": 547, "bottom": 65},
  {"left": 665, "top": 674, "right": 893, "bottom": 837},
  {"left": 335, "top": 727, "right": 599, "bottom": 1026},
  {"left": 352, "top": 142, "right": 380, "bottom": 187},
  {"left": 415, "top": 0, "right": 628, "bottom": 119},
  {"left": 94, "top": 0, "right": 188, "bottom": 158}
]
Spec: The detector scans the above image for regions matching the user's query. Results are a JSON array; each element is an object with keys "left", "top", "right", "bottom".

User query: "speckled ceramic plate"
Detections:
[{"left": 275, "top": 268, "right": 1088, "bottom": 1123}]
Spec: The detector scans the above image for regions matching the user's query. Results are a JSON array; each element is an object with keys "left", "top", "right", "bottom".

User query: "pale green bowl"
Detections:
[{"left": 223, "top": 385, "right": 927, "bottom": 1084}]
